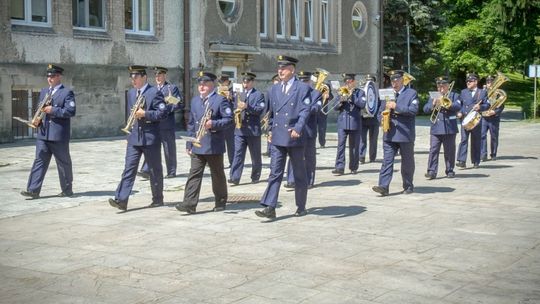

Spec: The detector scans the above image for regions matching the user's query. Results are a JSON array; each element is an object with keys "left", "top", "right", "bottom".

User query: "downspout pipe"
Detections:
[
  {"left": 183, "top": 0, "right": 191, "bottom": 129},
  {"left": 379, "top": 0, "right": 384, "bottom": 88}
]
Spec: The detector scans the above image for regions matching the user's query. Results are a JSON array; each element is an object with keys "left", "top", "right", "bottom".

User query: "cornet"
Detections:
[{"left": 121, "top": 92, "right": 146, "bottom": 134}]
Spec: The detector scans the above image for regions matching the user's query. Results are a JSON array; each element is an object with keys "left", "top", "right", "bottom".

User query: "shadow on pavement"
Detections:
[
  {"left": 454, "top": 173, "right": 490, "bottom": 178},
  {"left": 75, "top": 190, "right": 116, "bottom": 197},
  {"left": 308, "top": 205, "right": 366, "bottom": 218},
  {"left": 495, "top": 155, "right": 538, "bottom": 160},
  {"left": 412, "top": 186, "right": 455, "bottom": 194},
  {"left": 315, "top": 179, "right": 361, "bottom": 188},
  {"left": 479, "top": 164, "right": 513, "bottom": 169}
]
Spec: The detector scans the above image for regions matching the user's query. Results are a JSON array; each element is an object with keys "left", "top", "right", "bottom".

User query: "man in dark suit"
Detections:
[
  {"left": 175, "top": 72, "right": 233, "bottom": 214},
  {"left": 218, "top": 74, "right": 235, "bottom": 168},
  {"left": 372, "top": 70, "right": 419, "bottom": 196},
  {"left": 456, "top": 73, "right": 489, "bottom": 169},
  {"left": 423, "top": 76, "right": 462, "bottom": 179},
  {"left": 108, "top": 65, "right": 167, "bottom": 211},
  {"left": 228, "top": 72, "right": 265, "bottom": 185},
  {"left": 138, "top": 66, "right": 183, "bottom": 179},
  {"left": 481, "top": 75, "right": 504, "bottom": 161},
  {"left": 21, "top": 64, "right": 76, "bottom": 199},
  {"left": 359, "top": 74, "right": 380, "bottom": 164},
  {"left": 255, "top": 56, "right": 312, "bottom": 219}
]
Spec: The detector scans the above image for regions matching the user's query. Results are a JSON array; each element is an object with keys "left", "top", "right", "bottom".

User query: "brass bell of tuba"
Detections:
[
  {"left": 482, "top": 72, "right": 509, "bottom": 117},
  {"left": 403, "top": 72, "right": 416, "bottom": 86}
]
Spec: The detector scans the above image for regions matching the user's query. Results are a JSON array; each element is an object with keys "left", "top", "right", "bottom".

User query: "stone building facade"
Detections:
[{"left": 0, "top": 0, "right": 382, "bottom": 143}]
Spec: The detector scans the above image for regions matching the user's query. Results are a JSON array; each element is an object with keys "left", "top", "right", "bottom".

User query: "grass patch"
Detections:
[{"left": 504, "top": 72, "right": 539, "bottom": 119}]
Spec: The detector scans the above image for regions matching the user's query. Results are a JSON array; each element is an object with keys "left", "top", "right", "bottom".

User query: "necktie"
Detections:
[
  {"left": 394, "top": 92, "right": 399, "bottom": 99},
  {"left": 282, "top": 82, "right": 287, "bottom": 93},
  {"left": 203, "top": 96, "right": 208, "bottom": 106},
  {"left": 136, "top": 89, "right": 141, "bottom": 99},
  {"left": 48, "top": 87, "right": 53, "bottom": 96}
]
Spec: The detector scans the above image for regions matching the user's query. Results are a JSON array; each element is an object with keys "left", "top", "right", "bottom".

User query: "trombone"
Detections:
[{"left": 321, "top": 85, "right": 352, "bottom": 115}]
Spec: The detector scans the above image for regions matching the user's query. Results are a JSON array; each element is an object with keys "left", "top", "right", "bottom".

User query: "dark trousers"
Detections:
[
  {"left": 427, "top": 134, "right": 456, "bottom": 176},
  {"left": 287, "top": 136, "right": 316, "bottom": 186},
  {"left": 317, "top": 112, "right": 327, "bottom": 147},
  {"left": 378, "top": 141, "right": 415, "bottom": 191},
  {"left": 457, "top": 124, "right": 482, "bottom": 165},
  {"left": 481, "top": 118, "right": 500, "bottom": 159},
  {"left": 141, "top": 128, "right": 177, "bottom": 176},
  {"left": 360, "top": 120, "right": 379, "bottom": 162},
  {"left": 224, "top": 128, "right": 235, "bottom": 166},
  {"left": 115, "top": 144, "right": 163, "bottom": 204},
  {"left": 230, "top": 135, "right": 262, "bottom": 182},
  {"left": 335, "top": 129, "right": 360, "bottom": 171},
  {"left": 260, "top": 145, "right": 307, "bottom": 210},
  {"left": 183, "top": 154, "right": 227, "bottom": 208},
  {"left": 27, "top": 139, "right": 73, "bottom": 194}
]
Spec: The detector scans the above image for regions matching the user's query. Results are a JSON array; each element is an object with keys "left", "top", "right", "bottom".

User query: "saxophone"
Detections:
[
  {"left": 381, "top": 96, "right": 391, "bottom": 133},
  {"left": 121, "top": 92, "right": 146, "bottom": 134},
  {"left": 233, "top": 92, "right": 243, "bottom": 129}
]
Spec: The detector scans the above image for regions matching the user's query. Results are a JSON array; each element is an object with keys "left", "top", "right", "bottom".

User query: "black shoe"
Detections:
[
  {"left": 491, "top": 156, "right": 497, "bottom": 161},
  {"left": 402, "top": 188, "right": 414, "bottom": 194},
  {"left": 424, "top": 172, "right": 436, "bottom": 180},
  {"left": 359, "top": 158, "right": 366, "bottom": 164},
  {"left": 456, "top": 161, "right": 466, "bottom": 168},
  {"left": 351, "top": 170, "right": 358, "bottom": 175},
  {"left": 228, "top": 179, "right": 239, "bottom": 185},
  {"left": 164, "top": 174, "right": 176, "bottom": 179},
  {"left": 20, "top": 190, "right": 39, "bottom": 199},
  {"left": 284, "top": 183, "right": 295, "bottom": 189},
  {"left": 481, "top": 156, "right": 488, "bottom": 162},
  {"left": 332, "top": 169, "right": 344, "bottom": 176},
  {"left": 175, "top": 203, "right": 196, "bottom": 214},
  {"left": 369, "top": 158, "right": 376, "bottom": 163},
  {"left": 447, "top": 171, "right": 456, "bottom": 178},
  {"left": 294, "top": 208, "right": 307, "bottom": 217},
  {"left": 372, "top": 186, "right": 389, "bottom": 196},
  {"left": 57, "top": 190, "right": 74, "bottom": 197},
  {"left": 148, "top": 201, "right": 164, "bottom": 208},
  {"left": 213, "top": 205, "right": 226, "bottom": 212},
  {"left": 137, "top": 171, "right": 150, "bottom": 179},
  {"left": 255, "top": 206, "right": 276, "bottom": 219},
  {"left": 473, "top": 163, "right": 480, "bottom": 169},
  {"left": 251, "top": 179, "right": 260, "bottom": 184},
  {"left": 109, "top": 198, "right": 127, "bottom": 211}
]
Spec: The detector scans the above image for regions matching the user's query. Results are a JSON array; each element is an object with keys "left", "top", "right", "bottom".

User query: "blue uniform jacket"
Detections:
[
  {"left": 36, "top": 85, "right": 76, "bottom": 142},
  {"left": 381, "top": 87, "right": 419, "bottom": 143},
  {"left": 158, "top": 82, "right": 183, "bottom": 130},
  {"left": 127, "top": 85, "right": 167, "bottom": 146},
  {"left": 459, "top": 88, "right": 489, "bottom": 116},
  {"left": 334, "top": 88, "right": 366, "bottom": 131},
  {"left": 305, "top": 89, "right": 322, "bottom": 138},
  {"left": 268, "top": 78, "right": 312, "bottom": 147},
  {"left": 234, "top": 88, "right": 266, "bottom": 137},
  {"left": 186, "top": 92, "right": 233, "bottom": 154},
  {"left": 423, "top": 91, "right": 461, "bottom": 135}
]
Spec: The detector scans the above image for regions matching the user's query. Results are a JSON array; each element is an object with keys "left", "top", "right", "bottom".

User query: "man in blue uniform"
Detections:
[
  {"left": 228, "top": 72, "right": 265, "bottom": 185},
  {"left": 456, "top": 73, "right": 489, "bottom": 169},
  {"left": 255, "top": 56, "right": 312, "bottom": 219},
  {"left": 423, "top": 76, "right": 462, "bottom": 179},
  {"left": 333, "top": 73, "right": 365, "bottom": 175},
  {"left": 21, "top": 64, "right": 76, "bottom": 199},
  {"left": 284, "top": 70, "right": 322, "bottom": 189},
  {"left": 138, "top": 66, "right": 183, "bottom": 179},
  {"left": 218, "top": 74, "right": 235, "bottom": 168},
  {"left": 262, "top": 74, "right": 281, "bottom": 157},
  {"left": 372, "top": 70, "right": 419, "bottom": 196},
  {"left": 481, "top": 75, "right": 504, "bottom": 161},
  {"left": 109, "top": 65, "right": 167, "bottom": 211},
  {"left": 175, "top": 72, "right": 233, "bottom": 214},
  {"left": 359, "top": 74, "right": 380, "bottom": 164}
]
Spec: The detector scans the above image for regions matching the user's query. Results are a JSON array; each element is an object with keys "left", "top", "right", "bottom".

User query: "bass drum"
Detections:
[
  {"left": 462, "top": 110, "right": 482, "bottom": 131},
  {"left": 363, "top": 81, "right": 379, "bottom": 117}
]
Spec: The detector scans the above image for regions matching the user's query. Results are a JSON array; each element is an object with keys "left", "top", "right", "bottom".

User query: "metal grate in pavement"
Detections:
[{"left": 228, "top": 194, "right": 261, "bottom": 203}]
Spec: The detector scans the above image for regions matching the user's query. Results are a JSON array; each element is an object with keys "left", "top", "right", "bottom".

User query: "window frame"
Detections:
[
  {"left": 289, "top": 0, "right": 300, "bottom": 40},
  {"left": 352, "top": 1, "right": 368, "bottom": 38},
  {"left": 303, "top": 0, "right": 313, "bottom": 42},
  {"left": 10, "top": 0, "right": 52, "bottom": 27},
  {"left": 73, "top": 0, "right": 106, "bottom": 31},
  {"left": 259, "top": 0, "right": 268, "bottom": 38},
  {"left": 320, "top": 0, "right": 329, "bottom": 43},
  {"left": 276, "top": 0, "right": 286, "bottom": 39},
  {"left": 125, "top": 0, "right": 154, "bottom": 36}
]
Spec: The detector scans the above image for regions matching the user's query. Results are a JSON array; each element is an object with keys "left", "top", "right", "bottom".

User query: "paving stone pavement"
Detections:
[{"left": 0, "top": 113, "right": 539, "bottom": 304}]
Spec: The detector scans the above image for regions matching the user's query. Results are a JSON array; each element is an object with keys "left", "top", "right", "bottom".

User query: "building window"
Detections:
[
  {"left": 260, "top": 0, "right": 267, "bottom": 37},
  {"left": 352, "top": 1, "right": 368, "bottom": 38},
  {"left": 73, "top": 0, "right": 105, "bottom": 29},
  {"left": 218, "top": 0, "right": 241, "bottom": 23},
  {"left": 321, "top": 0, "right": 328, "bottom": 42},
  {"left": 125, "top": 0, "right": 153, "bottom": 34},
  {"left": 10, "top": 0, "right": 51, "bottom": 26},
  {"left": 303, "top": 0, "right": 313, "bottom": 41},
  {"left": 276, "top": 0, "right": 285, "bottom": 38},
  {"left": 290, "top": 0, "right": 300, "bottom": 40}
]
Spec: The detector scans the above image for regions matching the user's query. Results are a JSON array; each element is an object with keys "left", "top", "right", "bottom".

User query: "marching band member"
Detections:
[
  {"left": 359, "top": 74, "right": 380, "bottom": 164},
  {"left": 332, "top": 73, "right": 365, "bottom": 176},
  {"left": 218, "top": 74, "right": 236, "bottom": 168},
  {"left": 255, "top": 56, "right": 312, "bottom": 219},
  {"left": 21, "top": 64, "right": 76, "bottom": 199},
  {"left": 228, "top": 72, "right": 265, "bottom": 185},
  {"left": 263, "top": 74, "right": 281, "bottom": 157},
  {"left": 456, "top": 73, "right": 489, "bottom": 169},
  {"left": 109, "top": 65, "right": 167, "bottom": 211},
  {"left": 284, "top": 70, "right": 322, "bottom": 189},
  {"left": 138, "top": 66, "right": 183, "bottom": 179},
  {"left": 481, "top": 75, "right": 504, "bottom": 161},
  {"left": 423, "top": 76, "right": 461, "bottom": 179},
  {"left": 175, "top": 72, "right": 233, "bottom": 214},
  {"left": 372, "top": 70, "right": 419, "bottom": 196}
]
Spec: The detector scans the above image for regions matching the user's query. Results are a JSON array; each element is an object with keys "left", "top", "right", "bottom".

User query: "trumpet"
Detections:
[
  {"left": 190, "top": 102, "right": 212, "bottom": 148},
  {"left": 430, "top": 81, "right": 454, "bottom": 123},
  {"left": 165, "top": 85, "right": 181, "bottom": 105},
  {"left": 12, "top": 92, "right": 53, "bottom": 128},
  {"left": 121, "top": 92, "right": 146, "bottom": 134}
]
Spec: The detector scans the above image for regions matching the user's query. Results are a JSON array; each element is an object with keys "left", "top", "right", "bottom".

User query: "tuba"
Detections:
[
  {"left": 218, "top": 85, "right": 231, "bottom": 100},
  {"left": 482, "top": 72, "right": 509, "bottom": 117},
  {"left": 430, "top": 81, "right": 455, "bottom": 123},
  {"left": 165, "top": 85, "right": 181, "bottom": 105},
  {"left": 121, "top": 92, "right": 146, "bottom": 134},
  {"left": 403, "top": 72, "right": 416, "bottom": 86},
  {"left": 314, "top": 68, "right": 329, "bottom": 92}
]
